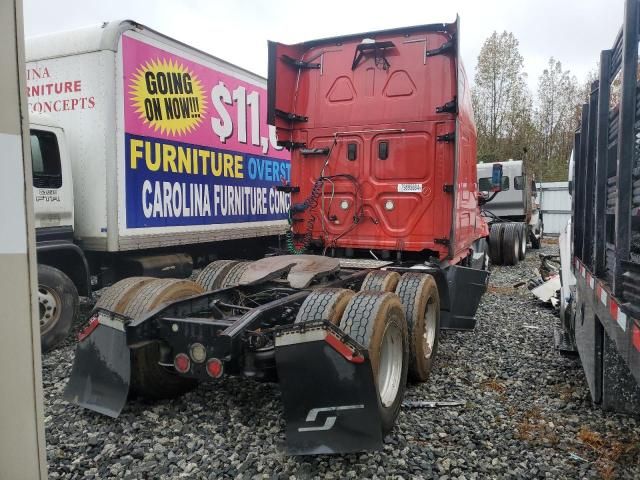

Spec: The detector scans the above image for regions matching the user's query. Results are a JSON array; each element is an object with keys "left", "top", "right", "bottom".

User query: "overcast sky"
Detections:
[{"left": 24, "top": 0, "right": 623, "bottom": 92}]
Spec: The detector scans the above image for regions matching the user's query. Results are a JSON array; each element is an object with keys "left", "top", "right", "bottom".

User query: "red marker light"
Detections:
[
  {"left": 206, "top": 358, "right": 224, "bottom": 378},
  {"left": 174, "top": 353, "right": 191, "bottom": 373},
  {"left": 78, "top": 314, "right": 100, "bottom": 341}
]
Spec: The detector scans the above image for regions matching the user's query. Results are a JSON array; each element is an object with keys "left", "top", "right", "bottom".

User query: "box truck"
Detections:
[{"left": 26, "top": 20, "right": 291, "bottom": 350}]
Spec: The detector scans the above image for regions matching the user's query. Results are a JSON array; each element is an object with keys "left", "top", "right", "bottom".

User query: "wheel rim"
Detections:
[
  {"left": 39, "top": 285, "right": 61, "bottom": 333},
  {"left": 520, "top": 229, "right": 526, "bottom": 256},
  {"left": 514, "top": 234, "right": 519, "bottom": 261},
  {"left": 422, "top": 298, "right": 437, "bottom": 359},
  {"left": 378, "top": 319, "right": 403, "bottom": 408}
]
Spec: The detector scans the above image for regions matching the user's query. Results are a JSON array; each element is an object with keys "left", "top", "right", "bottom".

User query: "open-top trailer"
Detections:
[
  {"left": 557, "top": 0, "right": 640, "bottom": 413},
  {"left": 65, "top": 18, "right": 493, "bottom": 455}
]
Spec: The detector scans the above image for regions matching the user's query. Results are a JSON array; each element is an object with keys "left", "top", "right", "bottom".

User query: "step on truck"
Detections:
[
  {"left": 26, "top": 21, "right": 291, "bottom": 350},
  {"left": 478, "top": 160, "right": 543, "bottom": 266},
  {"left": 558, "top": 0, "right": 640, "bottom": 413},
  {"left": 65, "top": 18, "right": 495, "bottom": 454}
]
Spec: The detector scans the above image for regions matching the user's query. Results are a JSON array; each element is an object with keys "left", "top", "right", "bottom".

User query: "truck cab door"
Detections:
[{"left": 30, "top": 126, "right": 74, "bottom": 237}]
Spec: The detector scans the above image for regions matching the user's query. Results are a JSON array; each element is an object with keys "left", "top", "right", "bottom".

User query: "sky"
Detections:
[{"left": 23, "top": 0, "right": 624, "bottom": 92}]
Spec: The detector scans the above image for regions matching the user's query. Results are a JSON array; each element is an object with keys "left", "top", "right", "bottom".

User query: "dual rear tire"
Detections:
[
  {"left": 339, "top": 291, "right": 408, "bottom": 434},
  {"left": 296, "top": 270, "right": 441, "bottom": 435},
  {"left": 488, "top": 222, "right": 528, "bottom": 266},
  {"left": 93, "top": 277, "right": 204, "bottom": 399}
]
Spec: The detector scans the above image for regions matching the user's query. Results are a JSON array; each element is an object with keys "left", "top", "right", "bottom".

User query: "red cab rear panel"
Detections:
[{"left": 268, "top": 19, "right": 488, "bottom": 262}]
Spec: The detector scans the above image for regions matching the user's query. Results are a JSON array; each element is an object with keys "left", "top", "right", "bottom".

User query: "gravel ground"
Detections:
[{"left": 42, "top": 243, "right": 640, "bottom": 479}]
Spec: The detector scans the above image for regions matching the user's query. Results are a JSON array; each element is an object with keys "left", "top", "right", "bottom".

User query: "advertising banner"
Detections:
[{"left": 122, "top": 34, "right": 290, "bottom": 229}]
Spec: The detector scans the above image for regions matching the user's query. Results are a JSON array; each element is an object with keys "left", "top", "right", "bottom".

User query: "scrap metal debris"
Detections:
[{"left": 528, "top": 254, "right": 562, "bottom": 308}]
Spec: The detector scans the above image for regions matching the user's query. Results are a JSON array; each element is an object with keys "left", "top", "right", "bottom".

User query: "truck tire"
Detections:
[
  {"left": 339, "top": 291, "right": 409, "bottom": 435},
  {"left": 195, "top": 260, "right": 238, "bottom": 291},
  {"left": 360, "top": 271, "right": 401, "bottom": 292},
  {"left": 123, "top": 279, "right": 204, "bottom": 399},
  {"left": 501, "top": 223, "right": 520, "bottom": 266},
  {"left": 517, "top": 223, "right": 527, "bottom": 260},
  {"left": 488, "top": 223, "right": 504, "bottom": 265},
  {"left": 38, "top": 265, "right": 79, "bottom": 352},
  {"left": 94, "top": 277, "right": 155, "bottom": 314},
  {"left": 295, "top": 288, "right": 355, "bottom": 325},
  {"left": 394, "top": 273, "right": 440, "bottom": 382},
  {"left": 219, "top": 262, "right": 251, "bottom": 288}
]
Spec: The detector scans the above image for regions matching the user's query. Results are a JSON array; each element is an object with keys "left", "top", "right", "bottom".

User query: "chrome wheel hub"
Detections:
[{"left": 378, "top": 320, "right": 403, "bottom": 407}]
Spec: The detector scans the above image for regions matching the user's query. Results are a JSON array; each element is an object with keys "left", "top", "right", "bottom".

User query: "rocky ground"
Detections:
[{"left": 42, "top": 243, "right": 640, "bottom": 479}]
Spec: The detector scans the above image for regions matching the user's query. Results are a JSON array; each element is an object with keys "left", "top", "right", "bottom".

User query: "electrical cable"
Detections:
[
  {"left": 285, "top": 138, "right": 338, "bottom": 254},
  {"left": 285, "top": 138, "right": 366, "bottom": 254}
]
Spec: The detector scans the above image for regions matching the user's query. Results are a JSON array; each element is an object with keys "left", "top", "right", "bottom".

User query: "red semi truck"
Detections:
[{"left": 65, "top": 18, "right": 497, "bottom": 454}]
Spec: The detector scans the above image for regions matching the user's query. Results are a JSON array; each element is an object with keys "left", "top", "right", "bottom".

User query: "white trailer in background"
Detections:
[
  {"left": 25, "top": 20, "right": 290, "bottom": 350},
  {"left": 538, "top": 181, "right": 571, "bottom": 236}
]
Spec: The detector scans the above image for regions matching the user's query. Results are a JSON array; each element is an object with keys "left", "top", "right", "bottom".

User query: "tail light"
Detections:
[
  {"left": 174, "top": 353, "right": 191, "bottom": 373},
  {"left": 206, "top": 358, "right": 224, "bottom": 378},
  {"left": 77, "top": 314, "right": 100, "bottom": 341}
]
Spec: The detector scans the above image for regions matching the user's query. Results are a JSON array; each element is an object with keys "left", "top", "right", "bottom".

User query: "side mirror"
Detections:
[{"left": 491, "top": 163, "right": 503, "bottom": 192}]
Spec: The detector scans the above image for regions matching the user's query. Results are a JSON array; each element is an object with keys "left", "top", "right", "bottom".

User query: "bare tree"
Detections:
[
  {"left": 534, "top": 58, "right": 580, "bottom": 180},
  {"left": 472, "top": 31, "right": 529, "bottom": 163}
]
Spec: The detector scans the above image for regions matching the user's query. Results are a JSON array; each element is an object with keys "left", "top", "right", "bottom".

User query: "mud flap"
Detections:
[
  {"left": 440, "top": 265, "right": 489, "bottom": 330},
  {"left": 275, "top": 321, "right": 383, "bottom": 455},
  {"left": 63, "top": 315, "right": 130, "bottom": 418}
]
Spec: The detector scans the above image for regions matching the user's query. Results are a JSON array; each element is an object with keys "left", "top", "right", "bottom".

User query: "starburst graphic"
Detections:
[{"left": 129, "top": 58, "right": 207, "bottom": 136}]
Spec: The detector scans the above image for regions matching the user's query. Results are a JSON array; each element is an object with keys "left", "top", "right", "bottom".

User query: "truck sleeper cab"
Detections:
[{"left": 267, "top": 18, "right": 489, "bottom": 266}]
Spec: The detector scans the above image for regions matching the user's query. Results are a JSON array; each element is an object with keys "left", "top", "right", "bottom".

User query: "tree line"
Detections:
[{"left": 472, "top": 31, "right": 594, "bottom": 182}]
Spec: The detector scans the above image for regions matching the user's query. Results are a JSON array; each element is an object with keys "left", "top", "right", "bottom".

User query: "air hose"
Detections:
[{"left": 286, "top": 178, "right": 324, "bottom": 254}]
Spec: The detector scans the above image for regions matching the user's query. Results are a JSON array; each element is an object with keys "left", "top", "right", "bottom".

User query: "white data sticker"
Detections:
[{"left": 397, "top": 183, "right": 422, "bottom": 193}]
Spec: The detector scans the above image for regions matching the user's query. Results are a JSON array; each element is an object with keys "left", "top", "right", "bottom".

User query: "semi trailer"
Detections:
[
  {"left": 478, "top": 159, "right": 543, "bottom": 266},
  {"left": 26, "top": 21, "right": 290, "bottom": 350},
  {"left": 557, "top": 0, "right": 640, "bottom": 413},
  {"left": 65, "top": 18, "right": 496, "bottom": 454}
]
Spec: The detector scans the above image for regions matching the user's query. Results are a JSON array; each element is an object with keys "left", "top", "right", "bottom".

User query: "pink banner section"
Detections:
[{"left": 122, "top": 34, "right": 288, "bottom": 160}]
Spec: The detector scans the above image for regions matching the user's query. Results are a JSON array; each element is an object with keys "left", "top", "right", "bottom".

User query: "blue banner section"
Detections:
[{"left": 125, "top": 133, "right": 291, "bottom": 228}]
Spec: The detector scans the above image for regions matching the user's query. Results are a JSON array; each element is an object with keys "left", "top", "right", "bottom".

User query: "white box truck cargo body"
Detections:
[
  {"left": 26, "top": 20, "right": 290, "bottom": 252},
  {"left": 25, "top": 20, "right": 290, "bottom": 350}
]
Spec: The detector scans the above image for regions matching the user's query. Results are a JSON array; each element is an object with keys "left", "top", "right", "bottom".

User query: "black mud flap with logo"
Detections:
[
  {"left": 274, "top": 321, "right": 383, "bottom": 455},
  {"left": 63, "top": 313, "right": 131, "bottom": 418}
]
